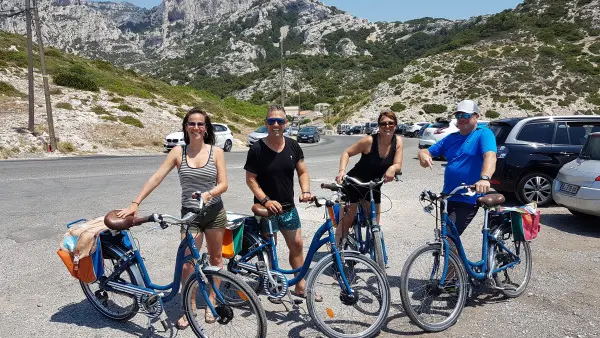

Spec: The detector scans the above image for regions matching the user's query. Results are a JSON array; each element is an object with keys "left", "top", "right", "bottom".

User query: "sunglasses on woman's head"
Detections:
[
  {"left": 266, "top": 118, "right": 286, "bottom": 125},
  {"left": 455, "top": 112, "right": 473, "bottom": 120},
  {"left": 186, "top": 122, "right": 206, "bottom": 127},
  {"left": 378, "top": 121, "right": 396, "bottom": 127}
]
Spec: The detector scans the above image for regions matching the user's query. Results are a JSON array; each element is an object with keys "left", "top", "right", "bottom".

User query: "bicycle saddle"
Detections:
[
  {"left": 103, "top": 210, "right": 146, "bottom": 230},
  {"left": 251, "top": 204, "right": 274, "bottom": 218},
  {"left": 476, "top": 194, "right": 505, "bottom": 208}
]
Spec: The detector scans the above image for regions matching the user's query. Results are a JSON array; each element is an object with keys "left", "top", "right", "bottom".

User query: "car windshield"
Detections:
[
  {"left": 431, "top": 121, "right": 449, "bottom": 128},
  {"left": 255, "top": 126, "right": 268, "bottom": 133},
  {"left": 300, "top": 127, "right": 316, "bottom": 132},
  {"left": 580, "top": 135, "right": 600, "bottom": 160}
]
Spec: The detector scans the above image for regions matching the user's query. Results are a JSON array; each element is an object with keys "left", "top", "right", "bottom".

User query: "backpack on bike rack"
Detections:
[
  {"left": 500, "top": 203, "right": 540, "bottom": 241},
  {"left": 56, "top": 217, "right": 106, "bottom": 283}
]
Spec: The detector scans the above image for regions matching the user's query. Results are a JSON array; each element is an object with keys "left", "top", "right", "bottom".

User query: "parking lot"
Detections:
[{"left": 0, "top": 135, "right": 598, "bottom": 337}]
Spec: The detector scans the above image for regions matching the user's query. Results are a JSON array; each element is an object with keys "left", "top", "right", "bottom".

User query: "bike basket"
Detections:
[
  {"left": 509, "top": 209, "right": 541, "bottom": 241},
  {"left": 57, "top": 235, "right": 104, "bottom": 283},
  {"left": 222, "top": 219, "right": 245, "bottom": 259}
]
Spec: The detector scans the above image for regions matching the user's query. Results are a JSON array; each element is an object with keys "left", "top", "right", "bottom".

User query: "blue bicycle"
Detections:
[
  {"left": 79, "top": 194, "right": 267, "bottom": 338},
  {"left": 400, "top": 185, "right": 532, "bottom": 332},
  {"left": 227, "top": 196, "right": 390, "bottom": 338}
]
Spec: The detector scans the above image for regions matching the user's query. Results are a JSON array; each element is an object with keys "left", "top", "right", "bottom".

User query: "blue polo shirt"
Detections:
[{"left": 428, "top": 128, "right": 497, "bottom": 204}]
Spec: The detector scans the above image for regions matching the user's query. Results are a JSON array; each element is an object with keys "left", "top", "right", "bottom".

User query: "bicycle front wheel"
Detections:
[
  {"left": 492, "top": 226, "right": 532, "bottom": 298},
  {"left": 399, "top": 244, "right": 468, "bottom": 332},
  {"left": 306, "top": 251, "right": 390, "bottom": 338},
  {"left": 183, "top": 269, "right": 267, "bottom": 338},
  {"left": 372, "top": 230, "right": 386, "bottom": 272}
]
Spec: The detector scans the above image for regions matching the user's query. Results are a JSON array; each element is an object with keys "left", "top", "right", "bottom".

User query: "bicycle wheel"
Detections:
[
  {"left": 492, "top": 226, "right": 532, "bottom": 298},
  {"left": 306, "top": 251, "right": 390, "bottom": 338},
  {"left": 182, "top": 268, "right": 267, "bottom": 338},
  {"left": 399, "top": 244, "right": 468, "bottom": 332},
  {"left": 372, "top": 230, "right": 386, "bottom": 272},
  {"left": 80, "top": 245, "right": 140, "bottom": 321}
]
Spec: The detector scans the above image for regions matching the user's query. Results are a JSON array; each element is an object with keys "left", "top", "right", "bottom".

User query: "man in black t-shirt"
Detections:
[{"left": 244, "top": 105, "right": 314, "bottom": 299}]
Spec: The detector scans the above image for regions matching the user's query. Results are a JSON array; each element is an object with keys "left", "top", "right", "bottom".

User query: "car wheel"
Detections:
[
  {"left": 568, "top": 209, "right": 596, "bottom": 219},
  {"left": 517, "top": 172, "right": 554, "bottom": 206},
  {"left": 223, "top": 139, "right": 232, "bottom": 152}
]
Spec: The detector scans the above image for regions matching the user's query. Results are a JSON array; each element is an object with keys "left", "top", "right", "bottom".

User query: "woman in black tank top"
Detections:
[
  {"left": 334, "top": 111, "right": 404, "bottom": 247},
  {"left": 116, "top": 108, "right": 228, "bottom": 327}
]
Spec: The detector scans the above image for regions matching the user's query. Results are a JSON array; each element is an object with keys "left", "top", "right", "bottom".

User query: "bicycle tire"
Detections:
[
  {"left": 492, "top": 226, "right": 532, "bottom": 298},
  {"left": 80, "top": 244, "right": 141, "bottom": 321},
  {"left": 372, "top": 230, "right": 386, "bottom": 272},
  {"left": 231, "top": 231, "right": 268, "bottom": 295},
  {"left": 182, "top": 268, "right": 267, "bottom": 338},
  {"left": 306, "top": 251, "right": 390, "bottom": 338},
  {"left": 399, "top": 244, "right": 468, "bottom": 332}
]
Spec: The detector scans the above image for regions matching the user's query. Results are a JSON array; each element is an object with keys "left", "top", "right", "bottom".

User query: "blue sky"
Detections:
[{"left": 96, "top": 0, "right": 523, "bottom": 22}]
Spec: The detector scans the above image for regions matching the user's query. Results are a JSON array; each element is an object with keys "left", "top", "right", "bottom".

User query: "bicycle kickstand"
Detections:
[{"left": 145, "top": 313, "right": 170, "bottom": 335}]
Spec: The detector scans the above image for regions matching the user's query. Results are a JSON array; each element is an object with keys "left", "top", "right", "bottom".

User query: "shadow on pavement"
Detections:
[
  {"left": 540, "top": 212, "right": 600, "bottom": 238},
  {"left": 50, "top": 300, "right": 180, "bottom": 337}
]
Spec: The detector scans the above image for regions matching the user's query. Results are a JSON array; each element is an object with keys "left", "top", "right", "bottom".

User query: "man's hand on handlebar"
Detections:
[
  {"left": 474, "top": 179, "right": 491, "bottom": 194},
  {"left": 299, "top": 191, "right": 313, "bottom": 203}
]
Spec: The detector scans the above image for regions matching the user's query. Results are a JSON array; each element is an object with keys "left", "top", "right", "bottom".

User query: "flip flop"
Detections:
[
  {"left": 175, "top": 316, "right": 189, "bottom": 330},
  {"left": 291, "top": 291, "right": 323, "bottom": 302}
]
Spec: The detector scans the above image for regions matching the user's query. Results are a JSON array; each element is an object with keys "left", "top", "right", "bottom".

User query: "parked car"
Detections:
[
  {"left": 364, "top": 122, "right": 379, "bottom": 135},
  {"left": 337, "top": 124, "right": 351, "bottom": 135},
  {"left": 297, "top": 126, "right": 320, "bottom": 143},
  {"left": 247, "top": 126, "right": 290, "bottom": 146},
  {"left": 416, "top": 123, "right": 432, "bottom": 138},
  {"left": 288, "top": 126, "right": 299, "bottom": 136},
  {"left": 396, "top": 123, "right": 409, "bottom": 135},
  {"left": 489, "top": 116, "right": 600, "bottom": 206},
  {"left": 552, "top": 132, "right": 600, "bottom": 218},
  {"left": 164, "top": 123, "right": 234, "bottom": 152},
  {"left": 419, "top": 119, "right": 490, "bottom": 149},
  {"left": 406, "top": 122, "right": 430, "bottom": 137},
  {"left": 346, "top": 125, "right": 362, "bottom": 135}
]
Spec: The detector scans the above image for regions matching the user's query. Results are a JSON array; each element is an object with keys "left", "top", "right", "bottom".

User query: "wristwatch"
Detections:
[
  {"left": 480, "top": 175, "right": 490, "bottom": 181},
  {"left": 260, "top": 196, "right": 270, "bottom": 206}
]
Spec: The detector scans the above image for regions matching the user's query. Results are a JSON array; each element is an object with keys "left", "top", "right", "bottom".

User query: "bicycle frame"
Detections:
[
  {"left": 435, "top": 198, "right": 522, "bottom": 285},
  {"left": 236, "top": 203, "right": 353, "bottom": 293},
  {"left": 350, "top": 187, "right": 389, "bottom": 265}
]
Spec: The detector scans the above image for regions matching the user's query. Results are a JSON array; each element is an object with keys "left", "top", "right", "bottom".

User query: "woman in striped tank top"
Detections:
[{"left": 117, "top": 108, "right": 228, "bottom": 328}]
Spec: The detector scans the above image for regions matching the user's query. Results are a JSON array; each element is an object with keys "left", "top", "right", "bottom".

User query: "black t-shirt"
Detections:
[{"left": 244, "top": 137, "right": 304, "bottom": 210}]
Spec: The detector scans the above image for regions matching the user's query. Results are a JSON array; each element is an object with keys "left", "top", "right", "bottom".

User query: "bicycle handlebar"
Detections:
[
  {"left": 321, "top": 172, "right": 402, "bottom": 192},
  {"left": 420, "top": 184, "right": 477, "bottom": 203}
]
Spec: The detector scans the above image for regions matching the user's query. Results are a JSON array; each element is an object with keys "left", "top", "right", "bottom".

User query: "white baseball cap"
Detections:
[{"left": 454, "top": 100, "right": 479, "bottom": 115}]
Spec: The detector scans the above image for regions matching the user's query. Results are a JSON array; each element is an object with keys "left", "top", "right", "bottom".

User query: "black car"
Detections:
[
  {"left": 396, "top": 123, "right": 408, "bottom": 135},
  {"left": 346, "top": 125, "right": 362, "bottom": 135},
  {"left": 297, "top": 126, "right": 320, "bottom": 143},
  {"left": 489, "top": 116, "right": 600, "bottom": 206}
]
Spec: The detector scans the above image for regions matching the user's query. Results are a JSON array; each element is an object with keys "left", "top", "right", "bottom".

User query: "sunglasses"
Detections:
[
  {"left": 378, "top": 121, "right": 396, "bottom": 127},
  {"left": 455, "top": 112, "right": 473, "bottom": 120},
  {"left": 266, "top": 118, "right": 286, "bottom": 125},
  {"left": 186, "top": 122, "right": 206, "bottom": 127}
]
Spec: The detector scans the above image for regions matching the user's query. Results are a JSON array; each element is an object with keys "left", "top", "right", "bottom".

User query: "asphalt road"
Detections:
[{"left": 1, "top": 135, "right": 599, "bottom": 337}]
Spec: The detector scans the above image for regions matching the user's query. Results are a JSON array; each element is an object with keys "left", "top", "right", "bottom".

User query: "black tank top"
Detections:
[{"left": 347, "top": 134, "right": 397, "bottom": 181}]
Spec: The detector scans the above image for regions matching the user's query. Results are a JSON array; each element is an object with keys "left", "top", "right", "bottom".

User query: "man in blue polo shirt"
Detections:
[{"left": 418, "top": 99, "right": 497, "bottom": 234}]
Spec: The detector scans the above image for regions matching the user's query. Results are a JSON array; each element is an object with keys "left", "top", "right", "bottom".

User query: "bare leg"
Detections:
[
  {"left": 279, "top": 228, "right": 305, "bottom": 294},
  {"left": 335, "top": 203, "right": 358, "bottom": 249},
  {"left": 178, "top": 232, "right": 205, "bottom": 328}
]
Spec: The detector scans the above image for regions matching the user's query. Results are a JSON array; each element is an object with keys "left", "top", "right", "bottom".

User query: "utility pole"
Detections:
[
  {"left": 25, "top": 0, "right": 35, "bottom": 132},
  {"left": 279, "top": 26, "right": 288, "bottom": 108},
  {"left": 32, "top": 0, "right": 57, "bottom": 151}
]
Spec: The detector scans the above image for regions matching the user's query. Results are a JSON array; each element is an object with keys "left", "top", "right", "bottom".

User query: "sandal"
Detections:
[
  {"left": 175, "top": 316, "right": 189, "bottom": 330},
  {"left": 205, "top": 309, "right": 216, "bottom": 324},
  {"left": 291, "top": 291, "right": 323, "bottom": 302}
]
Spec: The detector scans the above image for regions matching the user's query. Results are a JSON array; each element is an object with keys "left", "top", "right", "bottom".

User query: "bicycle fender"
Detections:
[
  {"left": 102, "top": 242, "right": 146, "bottom": 288},
  {"left": 203, "top": 266, "right": 221, "bottom": 272}
]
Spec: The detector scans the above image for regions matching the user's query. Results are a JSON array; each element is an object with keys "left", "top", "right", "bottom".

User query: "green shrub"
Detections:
[
  {"left": 408, "top": 74, "right": 425, "bottom": 84},
  {"left": 421, "top": 80, "right": 434, "bottom": 88},
  {"left": 92, "top": 105, "right": 109, "bottom": 115},
  {"left": 229, "top": 124, "right": 240, "bottom": 134},
  {"left": 0, "top": 81, "right": 25, "bottom": 97},
  {"left": 49, "top": 87, "right": 62, "bottom": 95},
  {"left": 55, "top": 102, "right": 73, "bottom": 110},
  {"left": 485, "top": 110, "right": 500, "bottom": 118},
  {"left": 422, "top": 104, "right": 447, "bottom": 114},
  {"left": 589, "top": 42, "right": 600, "bottom": 55},
  {"left": 54, "top": 72, "right": 99, "bottom": 92},
  {"left": 455, "top": 61, "right": 478, "bottom": 75},
  {"left": 587, "top": 94, "right": 600, "bottom": 106},
  {"left": 109, "top": 97, "right": 125, "bottom": 103},
  {"left": 118, "top": 116, "right": 144, "bottom": 128},
  {"left": 558, "top": 99, "right": 571, "bottom": 107},
  {"left": 148, "top": 100, "right": 159, "bottom": 107},
  {"left": 101, "top": 115, "right": 117, "bottom": 122},
  {"left": 58, "top": 141, "right": 76, "bottom": 153},
  {"left": 518, "top": 99, "right": 538, "bottom": 111},
  {"left": 390, "top": 102, "right": 407, "bottom": 112},
  {"left": 117, "top": 103, "right": 143, "bottom": 113}
]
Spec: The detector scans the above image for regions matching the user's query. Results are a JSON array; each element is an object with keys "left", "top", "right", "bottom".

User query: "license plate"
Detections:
[{"left": 560, "top": 182, "right": 580, "bottom": 195}]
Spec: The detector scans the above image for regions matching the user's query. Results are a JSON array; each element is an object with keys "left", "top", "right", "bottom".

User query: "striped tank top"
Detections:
[{"left": 179, "top": 145, "right": 222, "bottom": 209}]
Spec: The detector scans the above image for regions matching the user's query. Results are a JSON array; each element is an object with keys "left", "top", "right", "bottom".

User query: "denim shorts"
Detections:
[
  {"left": 180, "top": 201, "right": 227, "bottom": 239},
  {"left": 258, "top": 207, "right": 301, "bottom": 233}
]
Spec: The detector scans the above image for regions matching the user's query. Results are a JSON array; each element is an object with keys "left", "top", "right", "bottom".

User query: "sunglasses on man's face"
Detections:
[
  {"left": 378, "top": 121, "right": 396, "bottom": 127},
  {"left": 266, "top": 118, "right": 286, "bottom": 125},
  {"left": 186, "top": 121, "right": 206, "bottom": 127},
  {"left": 455, "top": 112, "right": 473, "bottom": 120}
]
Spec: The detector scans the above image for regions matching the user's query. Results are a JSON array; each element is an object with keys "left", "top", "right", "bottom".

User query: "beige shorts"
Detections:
[{"left": 180, "top": 202, "right": 227, "bottom": 240}]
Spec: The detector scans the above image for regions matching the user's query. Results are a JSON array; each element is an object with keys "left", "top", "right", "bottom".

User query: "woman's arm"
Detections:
[
  {"left": 384, "top": 135, "right": 404, "bottom": 183},
  {"left": 117, "top": 146, "right": 180, "bottom": 217},
  {"left": 336, "top": 136, "right": 371, "bottom": 183},
  {"left": 203, "top": 147, "right": 228, "bottom": 202}
]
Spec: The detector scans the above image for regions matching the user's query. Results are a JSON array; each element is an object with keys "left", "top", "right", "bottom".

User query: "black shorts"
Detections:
[
  {"left": 447, "top": 201, "right": 479, "bottom": 235},
  {"left": 343, "top": 183, "right": 382, "bottom": 204}
]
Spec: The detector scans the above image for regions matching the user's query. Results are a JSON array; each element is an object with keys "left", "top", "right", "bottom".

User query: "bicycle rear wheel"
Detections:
[
  {"left": 183, "top": 269, "right": 267, "bottom": 338},
  {"left": 399, "top": 244, "right": 468, "bottom": 332},
  {"left": 372, "top": 230, "right": 386, "bottom": 272},
  {"left": 306, "top": 251, "right": 390, "bottom": 338},
  {"left": 492, "top": 226, "right": 532, "bottom": 298},
  {"left": 80, "top": 245, "right": 140, "bottom": 321}
]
